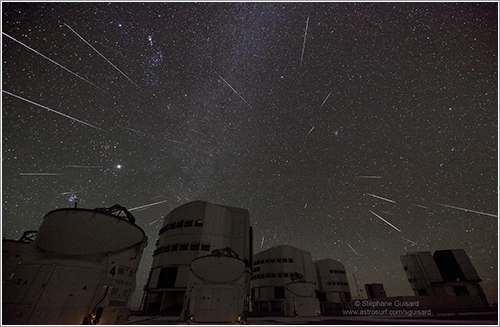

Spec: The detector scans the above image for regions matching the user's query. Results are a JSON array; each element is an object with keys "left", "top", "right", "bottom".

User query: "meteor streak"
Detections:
[
  {"left": 369, "top": 210, "right": 401, "bottom": 232},
  {"left": 190, "top": 128, "right": 207, "bottom": 137},
  {"left": 366, "top": 193, "right": 396, "bottom": 204},
  {"left": 63, "top": 23, "right": 140, "bottom": 88},
  {"left": 19, "top": 173, "right": 64, "bottom": 176},
  {"left": 59, "top": 190, "right": 82, "bottom": 195},
  {"left": 320, "top": 92, "right": 332, "bottom": 107},
  {"left": 3, "top": 90, "right": 106, "bottom": 131},
  {"left": 118, "top": 125, "right": 145, "bottom": 134},
  {"left": 346, "top": 242, "right": 359, "bottom": 255},
  {"left": 435, "top": 203, "right": 498, "bottom": 218},
  {"left": 300, "top": 14, "right": 310, "bottom": 67},
  {"left": 217, "top": 74, "right": 252, "bottom": 107},
  {"left": 306, "top": 126, "right": 315, "bottom": 137},
  {"left": 2, "top": 32, "right": 105, "bottom": 91},
  {"left": 413, "top": 203, "right": 430, "bottom": 209},
  {"left": 65, "top": 165, "right": 103, "bottom": 168},
  {"left": 261, "top": 235, "right": 265, "bottom": 248},
  {"left": 128, "top": 199, "right": 169, "bottom": 211},
  {"left": 400, "top": 236, "right": 418, "bottom": 246}
]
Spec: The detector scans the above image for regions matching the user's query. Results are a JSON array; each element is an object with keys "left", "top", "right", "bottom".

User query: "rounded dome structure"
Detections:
[{"left": 36, "top": 207, "right": 145, "bottom": 256}]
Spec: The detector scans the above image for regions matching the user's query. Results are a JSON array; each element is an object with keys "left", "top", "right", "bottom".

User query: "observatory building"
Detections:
[
  {"left": 400, "top": 249, "right": 489, "bottom": 311},
  {"left": 314, "top": 259, "right": 351, "bottom": 313},
  {"left": 250, "top": 245, "right": 321, "bottom": 317},
  {"left": 3, "top": 205, "right": 148, "bottom": 325},
  {"left": 142, "top": 201, "right": 253, "bottom": 317}
]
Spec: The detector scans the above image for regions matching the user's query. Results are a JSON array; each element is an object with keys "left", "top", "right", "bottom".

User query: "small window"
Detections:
[
  {"left": 254, "top": 261, "right": 258, "bottom": 265},
  {"left": 176, "top": 221, "right": 183, "bottom": 228},
  {"left": 168, "top": 223, "right": 175, "bottom": 229},
  {"left": 201, "top": 243, "right": 210, "bottom": 251},
  {"left": 128, "top": 270, "right": 134, "bottom": 278},
  {"left": 327, "top": 282, "right": 332, "bottom": 285},
  {"left": 195, "top": 220, "right": 204, "bottom": 226},
  {"left": 284, "top": 273, "right": 289, "bottom": 277},
  {"left": 403, "top": 266, "right": 408, "bottom": 271},
  {"left": 271, "top": 273, "right": 276, "bottom": 278},
  {"left": 345, "top": 292, "right": 350, "bottom": 301},
  {"left": 453, "top": 286, "right": 470, "bottom": 296},
  {"left": 274, "top": 286, "right": 285, "bottom": 299},
  {"left": 190, "top": 243, "right": 200, "bottom": 251},
  {"left": 265, "top": 274, "right": 271, "bottom": 278},
  {"left": 288, "top": 258, "right": 293, "bottom": 263},
  {"left": 162, "top": 244, "right": 170, "bottom": 252},
  {"left": 277, "top": 258, "right": 282, "bottom": 263},
  {"left": 265, "top": 259, "right": 270, "bottom": 263},
  {"left": 184, "top": 220, "right": 193, "bottom": 227},
  {"left": 179, "top": 243, "right": 188, "bottom": 251},
  {"left": 170, "top": 243, "right": 178, "bottom": 251},
  {"left": 277, "top": 273, "right": 283, "bottom": 277},
  {"left": 329, "top": 269, "right": 334, "bottom": 274},
  {"left": 418, "top": 289, "right": 429, "bottom": 296},
  {"left": 282, "top": 258, "right": 288, "bottom": 263},
  {"left": 159, "top": 225, "right": 168, "bottom": 235},
  {"left": 270, "top": 259, "right": 275, "bottom": 263}
]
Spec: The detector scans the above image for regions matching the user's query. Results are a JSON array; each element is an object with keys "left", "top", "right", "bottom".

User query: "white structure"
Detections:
[
  {"left": 3, "top": 205, "right": 147, "bottom": 325},
  {"left": 142, "top": 201, "right": 252, "bottom": 315},
  {"left": 250, "top": 245, "right": 320, "bottom": 317},
  {"left": 400, "top": 249, "right": 489, "bottom": 311},
  {"left": 314, "top": 259, "right": 351, "bottom": 313},
  {"left": 181, "top": 248, "right": 248, "bottom": 323},
  {"left": 2, "top": 231, "right": 35, "bottom": 283}
]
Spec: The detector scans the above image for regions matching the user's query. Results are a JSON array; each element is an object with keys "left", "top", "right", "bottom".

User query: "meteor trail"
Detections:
[
  {"left": 261, "top": 235, "right": 265, "bottom": 248},
  {"left": 128, "top": 199, "right": 169, "bottom": 211},
  {"left": 346, "top": 242, "right": 359, "bottom": 255},
  {"left": 300, "top": 14, "right": 310, "bottom": 67},
  {"left": 320, "top": 92, "right": 332, "bottom": 107},
  {"left": 355, "top": 176, "right": 382, "bottom": 179},
  {"left": 59, "top": 190, "right": 82, "bottom": 195},
  {"left": 149, "top": 219, "right": 160, "bottom": 226},
  {"left": 304, "top": 201, "right": 308, "bottom": 209},
  {"left": 435, "top": 203, "right": 498, "bottom": 218},
  {"left": 3, "top": 90, "right": 106, "bottom": 131},
  {"left": 217, "top": 74, "right": 252, "bottom": 107},
  {"left": 65, "top": 165, "right": 103, "bottom": 168},
  {"left": 19, "top": 173, "right": 64, "bottom": 176},
  {"left": 366, "top": 193, "right": 396, "bottom": 204},
  {"left": 400, "top": 236, "right": 418, "bottom": 246},
  {"left": 118, "top": 125, "right": 145, "bottom": 134},
  {"left": 306, "top": 126, "right": 315, "bottom": 137},
  {"left": 63, "top": 23, "right": 140, "bottom": 88},
  {"left": 369, "top": 210, "right": 401, "bottom": 232},
  {"left": 190, "top": 128, "right": 207, "bottom": 137},
  {"left": 2, "top": 32, "right": 105, "bottom": 92},
  {"left": 413, "top": 203, "right": 430, "bottom": 209}
]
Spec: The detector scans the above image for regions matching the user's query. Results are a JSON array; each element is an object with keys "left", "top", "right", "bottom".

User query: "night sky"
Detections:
[{"left": 2, "top": 2, "right": 498, "bottom": 308}]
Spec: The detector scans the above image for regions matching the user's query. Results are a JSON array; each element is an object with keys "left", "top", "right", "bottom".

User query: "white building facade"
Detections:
[
  {"left": 314, "top": 259, "right": 351, "bottom": 312},
  {"left": 250, "top": 245, "right": 320, "bottom": 316},
  {"left": 142, "top": 201, "right": 252, "bottom": 313}
]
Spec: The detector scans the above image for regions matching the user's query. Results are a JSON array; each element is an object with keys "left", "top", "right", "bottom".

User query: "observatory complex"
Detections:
[
  {"left": 3, "top": 205, "right": 148, "bottom": 325},
  {"left": 3, "top": 200, "right": 493, "bottom": 324}
]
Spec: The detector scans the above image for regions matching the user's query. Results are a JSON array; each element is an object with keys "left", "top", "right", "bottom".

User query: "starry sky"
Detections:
[{"left": 2, "top": 2, "right": 498, "bottom": 308}]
